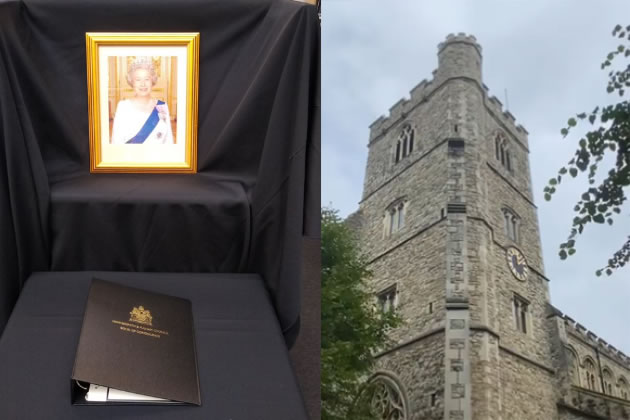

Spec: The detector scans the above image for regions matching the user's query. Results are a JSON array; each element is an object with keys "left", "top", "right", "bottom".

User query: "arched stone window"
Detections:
[
  {"left": 395, "top": 125, "right": 415, "bottom": 163},
  {"left": 502, "top": 207, "right": 520, "bottom": 243},
  {"left": 565, "top": 346, "right": 580, "bottom": 386},
  {"left": 494, "top": 132, "right": 513, "bottom": 172},
  {"left": 376, "top": 285, "right": 399, "bottom": 313},
  {"left": 384, "top": 200, "right": 407, "bottom": 237},
  {"left": 366, "top": 374, "right": 408, "bottom": 420},
  {"left": 603, "top": 368, "right": 614, "bottom": 396},
  {"left": 583, "top": 357, "right": 598, "bottom": 392},
  {"left": 618, "top": 376, "right": 629, "bottom": 400}
]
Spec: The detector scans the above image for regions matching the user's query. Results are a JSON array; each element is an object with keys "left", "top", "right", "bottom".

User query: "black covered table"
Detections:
[
  {"left": 50, "top": 174, "right": 250, "bottom": 272},
  {"left": 0, "top": 272, "right": 307, "bottom": 419}
]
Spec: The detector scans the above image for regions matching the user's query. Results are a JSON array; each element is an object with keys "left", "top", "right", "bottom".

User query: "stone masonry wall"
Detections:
[
  {"left": 469, "top": 331, "right": 501, "bottom": 420},
  {"left": 358, "top": 141, "right": 448, "bottom": 264},
  {"left": 362, "top": 87, "right": 451, "bottom": 203},
  {"left": 499, "top": 349, "right": 559, "bottom": 419},
  {"left": 367, "top": 224, "right": 446, "bottom": 344},
  {"left": 375, "top": 332, "right": 445, "bottom": 420}
]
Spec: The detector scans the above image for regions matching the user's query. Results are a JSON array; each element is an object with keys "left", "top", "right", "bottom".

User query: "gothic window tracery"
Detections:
[
  {"left": 583, "top": 358, "right": 598, "bottom": 392},
  {"left": 565, "top": 346, "right": 581, "bottom": 386},
  {"left": 494, "top": 132, "right": 513, "bottom": 172},
  {"left": 603, "top": 368, "right": 614, "bottom": 396},
  {"left": 366, "top": 375, "right": 408, "bottom": 420},
  {"left": 618, "top": 376, "right": 629, "bottom": 400},
  {"left": 395, "top": 125, "right": 415, "bottom": 163},
  {"left": 502, "top": 208, "right": 520, "bottom": 243},
  {"left": 384, "top": 201, "right": 407, "bottom": 237},
  {"left": 512, "top": 294, "right": 528, "bottom": 333},
  {"left": 377, "top": 285, "right": 398, "bottom": 313}
]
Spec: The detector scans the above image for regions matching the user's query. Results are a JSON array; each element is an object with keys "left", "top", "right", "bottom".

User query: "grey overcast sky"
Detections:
[{"left": 322, "top": 1, "right": 630, "bottom": 354}]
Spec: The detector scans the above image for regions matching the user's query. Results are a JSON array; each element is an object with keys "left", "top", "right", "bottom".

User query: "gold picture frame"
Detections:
[{"left": 86, "top": 33, "right": 199, "bottom": 173}]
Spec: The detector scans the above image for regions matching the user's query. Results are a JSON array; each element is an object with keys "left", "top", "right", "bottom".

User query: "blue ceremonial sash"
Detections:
[{"left": 126, "top": 100, "right": 165, "bottom": 144}]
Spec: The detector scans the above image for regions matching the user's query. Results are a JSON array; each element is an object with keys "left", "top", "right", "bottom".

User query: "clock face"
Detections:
[{"left": 506, "top": 247, "right": 529, "bottom": 281}]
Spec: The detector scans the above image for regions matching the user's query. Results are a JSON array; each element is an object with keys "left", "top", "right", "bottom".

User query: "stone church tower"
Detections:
[{"left": 349, "top": 34, "right": 630, "bottom": 420}]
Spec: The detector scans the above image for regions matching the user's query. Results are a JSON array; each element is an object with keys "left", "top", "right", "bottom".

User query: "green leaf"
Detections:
[
  {"left": 570, "top": 168, "right": 578, "bottom": 177},
  {"left": 607, "top": 218, "right": 613, "bottom": 225},
  {"left": 544, "top": 193, "right": 551, "bottom": 201},
  {"left": 579, "top": 139, "right": 586, "bottom": 148},
  {"left": 596, "top": 269, "right": 603, "bottom": 277},
  {"left": 549, "top": 178, "right": 557, "bottom": 185},
  {"left": 568, "top": 248, "right": 576, "bottom": 256},
  {"left": 613, "top": 207, "right": 621, "bottom": 214},
  {"left": 593, "top": 214, "right": 605, "bottom": 223},
  {"left": 567, "top": 239, "right": 575, "bottom": 248},
  {"left": 561, "top": 128, "right": 569, "bottom": 136},
  {"left": 568, "top": 118, "right": 577, "bottom": 127},
  {"left": 581, "top": 192, "right": 590, "bottom": 200},
  {"left": 606, "top": 268, "right": 613, "bottom": 275},
  {"left": 559, "top": 167, "right": 567, "bottom": 174},
  {"left": 589, "top": 114, "right": 596, "bottom": 124},
  {"left": 618, "top": 45, "right": 626, "bottom": 52},
  {"left": 559, "top": 250, "right": 567, "bottom": 260}
]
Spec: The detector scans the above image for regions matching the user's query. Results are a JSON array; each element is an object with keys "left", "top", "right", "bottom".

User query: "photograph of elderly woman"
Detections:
[{"left": 107, "top": 56, "right": 177, "bottom": 145}]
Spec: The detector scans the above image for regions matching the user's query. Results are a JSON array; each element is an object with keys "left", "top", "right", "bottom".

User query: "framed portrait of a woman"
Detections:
[{"left": 86, "top": 33, "right": 199, "bottom": 173}]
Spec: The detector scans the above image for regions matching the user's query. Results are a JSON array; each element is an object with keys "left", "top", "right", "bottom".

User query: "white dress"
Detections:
[{"left": 111, "top": 99, "right": 174, "bottom": 145}]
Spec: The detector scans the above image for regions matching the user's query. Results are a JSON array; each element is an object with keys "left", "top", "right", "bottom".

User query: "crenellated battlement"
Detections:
[
  {"left": 558, "top": 310, "right": 630, "bottom": 367},
  {"left": 368, "top": 78, "right": 529, "bottom": 144},
  {"left": 368, "top": 34, "right": 529, "bottom": 145},
  {"left": 438, "top": 32, "right": 482, "bottom": 56},
  {"left": 388, "top": 98, "right": 410, "bottom": 121}
]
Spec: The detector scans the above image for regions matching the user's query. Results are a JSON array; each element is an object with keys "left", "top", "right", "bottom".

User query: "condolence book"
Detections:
[{"left": 71, "top": 278, "right": 201, "bottom": 405}]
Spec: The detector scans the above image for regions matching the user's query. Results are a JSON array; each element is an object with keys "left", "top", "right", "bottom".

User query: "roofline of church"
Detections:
[
  {"left": 367, "top": 75, "right": 529, "bottom": 147},
  {"left": 549, "top": 304, "right": 630, "bottom": 368}
]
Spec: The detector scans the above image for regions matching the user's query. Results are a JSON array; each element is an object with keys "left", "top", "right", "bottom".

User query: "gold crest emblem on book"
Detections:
[{"left": 129, "top": 306, "right": 153, "bottom": 326}]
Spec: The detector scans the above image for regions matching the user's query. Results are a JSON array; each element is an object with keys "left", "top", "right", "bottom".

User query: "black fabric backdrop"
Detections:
[{"left": 0, "top": 0, "right": 320, "bottom": 345}]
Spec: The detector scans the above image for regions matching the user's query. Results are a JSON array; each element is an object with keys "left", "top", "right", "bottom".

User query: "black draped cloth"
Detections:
[{"left": 0, "top": 0, "right": 320, "bottom": 345}]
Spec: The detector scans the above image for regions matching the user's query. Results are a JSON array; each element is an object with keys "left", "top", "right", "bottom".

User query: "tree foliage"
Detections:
[
  {"left": 321, "top": 207, "right": 400, "bottom": 420},
  {"left": 545, "top": 24, "right": 630, "bottom": 275}
]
